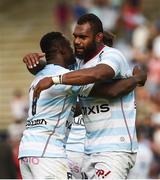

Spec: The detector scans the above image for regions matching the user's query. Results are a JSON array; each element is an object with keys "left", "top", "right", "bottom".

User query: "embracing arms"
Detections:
[
  {"left": 33, "top": 65, "right": 146, "bottom": 98},
  {"left": 23, "top": 53, "right": 147, "bottom": 99}
]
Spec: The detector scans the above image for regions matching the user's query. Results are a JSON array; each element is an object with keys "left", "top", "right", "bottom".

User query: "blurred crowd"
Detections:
[
  {"left": 0, "top": 0, "right": 160, "bottom": 179},
  {"left": 0, "top": 89, "right": 27, "bottom": 179}
]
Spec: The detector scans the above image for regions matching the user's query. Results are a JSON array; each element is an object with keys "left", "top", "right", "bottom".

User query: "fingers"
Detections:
[
  {"left": 38, "top": 53, "right": 45, "bottom": 58},
  {"left": 31, "top": 53, "right": 45, "bottom": 66},
  {"left": 33, "top": 77, "right": 54, "bottom": 99},
  {"left": 23, "top": 53, "right": 45, "bottom": 69},
  {"left": 30, "top": 54, "right": 39, "bottom": 67},
  {"left": 23, "top": 55, "right": 33, "bottom": 69}
]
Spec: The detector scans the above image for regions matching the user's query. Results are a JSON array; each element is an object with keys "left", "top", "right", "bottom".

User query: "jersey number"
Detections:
[{"left": 32, "top": 97, "right": 38, "bottom": 115}]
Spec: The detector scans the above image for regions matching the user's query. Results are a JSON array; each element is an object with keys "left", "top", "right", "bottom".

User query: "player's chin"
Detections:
[{"left": 75, "top": 52, "right": 84, "bottom": 59}]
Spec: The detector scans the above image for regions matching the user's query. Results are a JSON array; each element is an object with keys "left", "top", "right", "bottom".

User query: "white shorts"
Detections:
[
  {"left": 19, "top": 157, "right": 72, "bottom": 179},
  {"left": 81, "top": 152, "right": 137, "bottom": 179},
  {"left": 66, "top": 150, "right": 84, "bottom": 179}
]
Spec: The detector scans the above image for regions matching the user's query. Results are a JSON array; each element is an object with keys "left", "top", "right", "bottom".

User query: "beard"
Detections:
[
  {"left": 85, "top": 42, "right": 97, "bottom": 58},
  {"left": 74, "top": 41, "right": 97, "bottom": 60},
  {"left": 75, "top": 53, "right": 84, "bottom": 60},
  {"left": 74, "top": 47, "right": 85, "bottom": 59}
]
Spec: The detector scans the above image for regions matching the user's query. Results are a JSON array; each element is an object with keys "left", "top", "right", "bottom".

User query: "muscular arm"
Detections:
[
  {"left": 89, "top": 65, "right": 147, "bottom": 98},
  {"left": 89, "top": 77, "right": 137, "bottom": 98},
  {"left": 33, "top": 64, "right": 147, "bottom": 99},
  {"left": 62, "top": 64, "right": 115, "bottom": 85}
]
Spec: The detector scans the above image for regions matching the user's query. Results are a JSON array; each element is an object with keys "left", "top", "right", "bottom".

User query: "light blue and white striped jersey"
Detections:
[
  {"left": 66, "top": 115, "right": 86, "bottom": 153},
  {"left": 19, "top": 64, "right": 79, "bottom": 158},
  {"left": 65, "top": 64, "right": 87, "bottom": 153},
  {"left": 78, "top": 45, "right": 138, "bottom": 154}
]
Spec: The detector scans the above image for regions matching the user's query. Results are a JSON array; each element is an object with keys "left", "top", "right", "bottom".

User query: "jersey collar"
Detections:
[{"left": 84, "top": 45, "right": 105, "bottom": 63}]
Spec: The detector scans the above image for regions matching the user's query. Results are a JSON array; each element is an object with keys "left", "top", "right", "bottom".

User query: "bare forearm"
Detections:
[
  {"left": 33, "top": 63, "right": 147, "bottom": 99},
  {"left": 63, "top": 68, "right": 97, "bottom": 85},
  {"left": 62, "top": 64, "right": 114, "bottom": 85},
  {"left": 89, "top": 77, "right": 137, "bottom": 98}
]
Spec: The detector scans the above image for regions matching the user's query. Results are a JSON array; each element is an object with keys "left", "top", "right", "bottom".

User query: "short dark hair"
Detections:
[
  {"left": 40, "top": 32, "right": 69, "bottom": 54},
  {"left": 77, "top": 13, "right": 103, "bottom": 35}
]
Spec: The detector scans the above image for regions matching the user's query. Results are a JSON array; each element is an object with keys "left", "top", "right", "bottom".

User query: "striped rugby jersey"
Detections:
[
  {"left": 65, "top": 64, "right": 87, "bottom": 153},
  {"left": 19, "top": 64, "right": 81, "bottom": 158},
  {"left": 66, "top": 115, "right": 86, "bottom": 153},
  {"left": 77, "top": 45, "right": 138, "bottom": 154}
]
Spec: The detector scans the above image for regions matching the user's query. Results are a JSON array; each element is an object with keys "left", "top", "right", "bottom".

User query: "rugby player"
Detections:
[
  {"left": 33, "top": 14, "right": 147, "bottom": 179},
  {"left": 23, "top": 28, "right": 146, "bottom": 179},
  {"left": 19, "top": 32, "right": 92, "bottom": 179}
]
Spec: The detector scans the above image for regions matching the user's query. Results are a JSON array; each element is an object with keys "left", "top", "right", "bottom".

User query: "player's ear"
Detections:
[
  {"left": 58, "top": 45, "right": 65, "bottom": 55},
  {"left": 95, "top": 32, "right": 104, "bottom": 43},
  {"left": 60, "top": 48, "right": 66, "bottom": 55}
]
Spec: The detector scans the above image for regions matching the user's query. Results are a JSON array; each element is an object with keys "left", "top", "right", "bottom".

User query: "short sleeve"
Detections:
[{"left": 97, "top": 50, "right": 123, "bottom": 77}]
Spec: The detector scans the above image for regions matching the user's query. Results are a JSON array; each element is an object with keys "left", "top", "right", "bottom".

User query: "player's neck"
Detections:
[
  {"left": 47, "top": 54, "right": 66, "bottom": 68},
  {"left": 84, "top": 43, "right": 105, "bottom": 63}
]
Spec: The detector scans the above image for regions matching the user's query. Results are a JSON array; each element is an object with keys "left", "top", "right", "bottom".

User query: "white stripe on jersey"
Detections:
[
  {"left": 84, "top": 118, "right": 136, "bottom": 132},
  {"left": 85, "top": 135, "right": 136, "bottom": 146}
]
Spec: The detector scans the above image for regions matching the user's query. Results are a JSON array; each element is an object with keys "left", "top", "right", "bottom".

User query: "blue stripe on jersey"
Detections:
[
  {"left": 66, "top": 144, "right": 84, "bottom": 153},
  {"left": 85, "top": 142, "right": 138, "bottom": 154},
  {"left": 84, "top": 110, "right": 135, "bottom": 124},
  {"left": 37, "top": 96, "right": 74, "bottom": 107},
  {"left": 31, "top": 111, "right": 71, "bottom": 121},
  {"left": 21, "top": 135, "right": 64, "bottom": 147},
  {"left": 19, "top": 150, "right": 66, "bottom": 158},
  {"left": 70, "top": 127, "right": 85, "bottom": 131},
  {"left": 86, "top": 127, "right": 136, "bottom": 138},
  {"left": 66, "top": 136, "right": 85, "bottom": 142},
  {"left": 37, "top": 112, "right": 70, "bottom": 120}
]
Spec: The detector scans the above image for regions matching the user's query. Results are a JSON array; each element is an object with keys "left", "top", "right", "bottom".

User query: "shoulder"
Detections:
[
  {"left": 37, "top": 64, "right": 71, "bottom": 77},
  {"left": 55, "top": 66, "right": 71, "bottom": 74},
  {"left": 30, "top": 65, "right": 71, "bottom": 87},
  {"left": 103, "top": 46, "right": 125, "bottom": 59}
]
